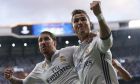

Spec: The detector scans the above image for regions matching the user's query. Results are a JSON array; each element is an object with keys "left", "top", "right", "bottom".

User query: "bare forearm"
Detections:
[
  {"left": 9, "top": 76, "right": 23, "bottom": 84},
  {"left": 115, "top": 65, "right": 132, "bottom": 80}
]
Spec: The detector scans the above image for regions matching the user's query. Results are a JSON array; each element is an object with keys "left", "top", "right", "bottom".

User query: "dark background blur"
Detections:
[{"left": 0, "top": 25, "right": 140, "bottom": 84}]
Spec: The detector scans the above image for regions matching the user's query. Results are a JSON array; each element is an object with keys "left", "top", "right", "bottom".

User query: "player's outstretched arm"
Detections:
[
  {"left": 112, "top": 59, "right": 132, "bottom": 80},
  {"left": 4, "top": 68, "right": 23, "bottom": 84}
]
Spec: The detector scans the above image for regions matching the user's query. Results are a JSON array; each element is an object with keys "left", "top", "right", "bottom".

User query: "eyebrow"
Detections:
[
  {"left": 74, "top": 16, "right": 86, "bottom": 19},
  {"left": 39, "top": 36, "right": 51, "bottom": 41}
]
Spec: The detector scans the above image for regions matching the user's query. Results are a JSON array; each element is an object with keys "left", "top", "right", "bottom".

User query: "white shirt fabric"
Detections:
[
  {"left": 73, "top": 34, "right": 119, "bottom": 84},
  {"left": 23, "top": 46, "right": 79, "bottom": 84}
]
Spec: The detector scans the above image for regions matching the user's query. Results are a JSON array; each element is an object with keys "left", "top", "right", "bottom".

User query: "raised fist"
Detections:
[
  {"left": 90, "top": 1, "right": 102, "bottom": 16},
  {"left": 4, "top": 68, "right": 14, "bottom": 80}
]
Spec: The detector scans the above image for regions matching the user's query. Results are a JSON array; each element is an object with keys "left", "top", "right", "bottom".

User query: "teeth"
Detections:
[
  {"left": 40, "top": 44, "right": 45, "bottom": 49},
  {"left": 78, "top": 25, "right": 80, "bottom": 27},
  {"left": 78, "top": 25, "right": 82, "bottom": 28}
]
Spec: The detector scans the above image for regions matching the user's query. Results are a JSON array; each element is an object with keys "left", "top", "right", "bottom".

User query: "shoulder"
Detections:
[
  {"left": 32, "top": 61, "right": 45, "bottom": 70},
  {"left": 60, "top": 46, "right": 78, "bottom": 52},
  {"left": 36, "top": 61, "right": 45, "bottom": 66},
  {"left": 58, "top": 46, "right": 78, "bottom": 57}
]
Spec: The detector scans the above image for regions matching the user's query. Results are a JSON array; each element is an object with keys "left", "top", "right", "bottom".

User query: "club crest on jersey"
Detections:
[
  {"left": 85, "top": 48, "right": 89, "bottom": 54},
  {"left": 60, "top": 56, "right": 66, "bottom": 62},
  {"left": 83, "top": 48, "right": 91, "bottom": 58}
]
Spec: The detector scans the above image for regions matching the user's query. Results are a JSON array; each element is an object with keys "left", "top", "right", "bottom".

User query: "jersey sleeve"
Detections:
[
  {"left": 60, "top": 46, "right": 78, "bottom": 66},
  {"left": 96, "top": 33, "right": 113, "bottom": 53},
  {"left": 23, "top": 62, "right": 42, "bottom": 84}
]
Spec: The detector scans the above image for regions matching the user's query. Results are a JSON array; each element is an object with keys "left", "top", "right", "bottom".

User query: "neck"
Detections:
[
  {"left": 78, "top": 33, "right": 90, "bottom": 42},
  {"left": 79, "top": 32, "right": 97, "bottom": 43},
  {"left": 44, "top": 49, "right": 56, "bottom": 61}
]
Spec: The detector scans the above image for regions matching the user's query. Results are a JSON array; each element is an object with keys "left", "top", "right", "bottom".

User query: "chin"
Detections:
[
  {"left": 80, "top": 31, "right": 88, "bottom": 35},
  {"left": 40, "top": 50, "right": 46, "bottom": 54}
]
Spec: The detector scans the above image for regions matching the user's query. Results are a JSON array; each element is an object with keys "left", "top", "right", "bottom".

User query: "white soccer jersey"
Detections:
[
  {"left": 73, "top": 34, "right": 119, "bottom": 84},
  {"left": 23, "top": 46, "right": 79, "bottom": 84}
]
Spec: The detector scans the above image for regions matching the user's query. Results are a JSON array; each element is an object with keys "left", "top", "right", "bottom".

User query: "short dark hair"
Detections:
[
  {"left": 71, "top": 9, "right": 94, "bottom": 30},
  {"left": 72, "top": 9, "right": 90, "bottom": 20},
  {"left": 72, "top": 9, "right": 87, "bottom": 16},
  {"left": 40, "top": 31, "right": 56, "bottom": 41}
]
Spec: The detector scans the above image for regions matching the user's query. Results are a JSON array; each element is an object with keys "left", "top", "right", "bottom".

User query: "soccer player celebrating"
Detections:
[
  {"left": 4, "top": 31, "right": 79, "bottom": 84},
  {"left": 71, "top": 1, "right": 119, "bottom": 84}
]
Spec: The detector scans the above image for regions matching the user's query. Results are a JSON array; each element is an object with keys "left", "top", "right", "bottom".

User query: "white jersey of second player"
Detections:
[
  {"left": 23, "top": 46, "right": 79, "bottom": 84},
  {"left": 73, "top": 34, "right": 119, "bottom": 84}
]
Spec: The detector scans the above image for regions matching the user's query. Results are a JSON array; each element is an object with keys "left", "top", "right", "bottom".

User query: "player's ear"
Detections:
[
  {"left": 54, "top": 41, "right": 57, "bottom": 47},
  {"left": 71, "top": 19, "right": 76, "bottom": 33},
  {"left": 71, "top": 17, "right": 76, "bottom": 30},
  {"left": 90, "top": 22, "right": 94, "bottom": 30}
]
